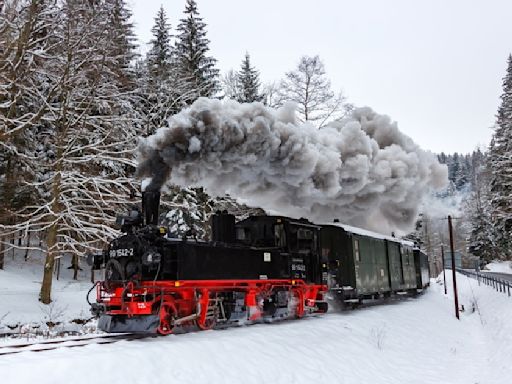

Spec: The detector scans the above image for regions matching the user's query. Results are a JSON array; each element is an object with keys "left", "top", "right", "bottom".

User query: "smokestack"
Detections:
[{"left": 142, "top": 191, "right": 161, "bottom": 226}]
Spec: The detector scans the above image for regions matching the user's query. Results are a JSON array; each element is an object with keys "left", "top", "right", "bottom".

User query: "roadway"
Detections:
[{"left": 480, "top": 271, "right": 512, "bottom": 282}]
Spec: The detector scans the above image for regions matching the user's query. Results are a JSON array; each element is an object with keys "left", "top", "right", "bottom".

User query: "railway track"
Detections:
[
  {"left": 0, "top": 290, "right": 425, "bottom": 357},
  {"left": 0, "top": 333, "right": 155, "bottom": 356}
]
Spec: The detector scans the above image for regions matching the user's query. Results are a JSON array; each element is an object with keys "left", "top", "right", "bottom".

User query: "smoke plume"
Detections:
[{"left": 137, "top": 98, "right": 448, "bottom": 232}]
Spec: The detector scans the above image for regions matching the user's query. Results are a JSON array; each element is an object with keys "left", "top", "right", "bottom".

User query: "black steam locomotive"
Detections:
[{"left": 89, "top": 192, "right": 429, "bottom": 334}]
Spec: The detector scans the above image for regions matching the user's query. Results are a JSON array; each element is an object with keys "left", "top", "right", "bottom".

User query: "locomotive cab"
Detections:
[{"left": 235, "top": 216, "right": 324, "bottom": 284}]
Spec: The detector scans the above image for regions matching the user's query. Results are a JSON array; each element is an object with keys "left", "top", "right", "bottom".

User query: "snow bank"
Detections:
[
  {"left": 439, "top": 270, "right": 512, "bottom": 383},
  {"left": 137, "top": 99, "right": 448, "bottom": 232},
  {"left": 0, "top": 257, "right": 92, "bottom": 331},
  {"left": 484, "top": 260, "right": 512, "bottom": 273}
]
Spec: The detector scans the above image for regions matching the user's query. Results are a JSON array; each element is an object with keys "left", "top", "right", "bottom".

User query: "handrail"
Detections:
[{"left": 455, "top": 268, "right": 511, "bottom": 297}]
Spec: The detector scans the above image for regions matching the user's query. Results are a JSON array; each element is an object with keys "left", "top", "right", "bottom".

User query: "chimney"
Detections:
[{"left": 142, "top": 191, "right": 161, "bottom": 226}]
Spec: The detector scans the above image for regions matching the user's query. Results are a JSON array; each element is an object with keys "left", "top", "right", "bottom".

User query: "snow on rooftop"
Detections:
[{"left": 321, "top": 221, "right": 415, "bottom": 246}]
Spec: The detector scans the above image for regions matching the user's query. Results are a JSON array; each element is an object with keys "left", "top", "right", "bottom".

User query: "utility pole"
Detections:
[
  {"left": 441, "top": 244, "right": 447, "bottom": 295},
  {"left": 448, "top": 215, "right": 459, "bottom": 320}
]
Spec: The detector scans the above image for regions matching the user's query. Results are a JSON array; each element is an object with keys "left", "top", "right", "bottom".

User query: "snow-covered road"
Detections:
[{"left": 1, "top": 271, "right": 510, "bottom": 384}]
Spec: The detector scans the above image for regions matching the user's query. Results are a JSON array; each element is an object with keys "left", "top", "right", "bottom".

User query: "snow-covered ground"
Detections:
[
  {"left": 0, "top": 256, "right": 92, "bottom": 333},
  {"left": 0, "top": 266, "right": 510, "bottom": 384},
  {"left": 484, "top": 260, "right": 512, "bottom": 273}
]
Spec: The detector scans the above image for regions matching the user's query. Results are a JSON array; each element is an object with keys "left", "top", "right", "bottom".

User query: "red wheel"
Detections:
[
  {"left": 157, "top": 300, "right": 177, "bottom": 335},
  {"left": 289, "top": 288, "right": 305, "bottom": 319},
  {"left": 196, "top": 316, "right": 216, "bottom": 330},
  {"left": 195, "top": 289, "right": 217, "bottom": 330}
]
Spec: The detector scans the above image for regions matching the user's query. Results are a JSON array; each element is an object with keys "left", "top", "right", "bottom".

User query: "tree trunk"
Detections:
[
  {"left": 10, "top": 232, "right": 15, "bottom": 260},
  {"left": 56, "top": 257, "right": 61, "bottom": 281},
  {"left": 39, "top": 171, "right": 61, "bottom": 304},
  {"left": 0, "top": 237, "right": 5, "bottom": 269},
  {"left": 72, "top": 254, "right": 78, "bottom": 280},
  {"left": 24, "top": 231, "right": 31, "bottom": 261},
  {"left": 39, "top": 222, "right": 58, "bottom": 303}
]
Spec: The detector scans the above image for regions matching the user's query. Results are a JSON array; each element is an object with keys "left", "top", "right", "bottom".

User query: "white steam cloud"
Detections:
[{"left": 137, "top": 98, "right": 448, "bottom": 232}]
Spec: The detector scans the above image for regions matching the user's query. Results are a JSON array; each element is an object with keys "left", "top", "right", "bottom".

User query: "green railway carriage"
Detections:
[{"left": 320, "top": 223, "right": 420, "bottom": 301}]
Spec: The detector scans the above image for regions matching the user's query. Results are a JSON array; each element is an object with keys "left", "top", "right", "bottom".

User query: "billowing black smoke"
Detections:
[{"left": 137, "top": 98, "right": 447, "bottom": 232}]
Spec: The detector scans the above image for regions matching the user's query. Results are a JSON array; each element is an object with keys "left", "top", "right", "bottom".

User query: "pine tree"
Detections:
[
  {"left": 139, "top": 5, "right": 192, "bottom": 134},
  {"left": 236, "top": 52, "right": 264, "bottom": 103},
  {"left": 147, "top": 6, "right": 172, "bottom": 79},
  {"left": 163, "top": 187, "right": 212, "bottom": 239},
  {"left": 105, "top": 0, "right": 138, "bottom": 91},
  {"left": 466, "top": 158, "right": 495, "bottom": 262},
  {"left": 174, "top": 0, "right": 219, "bottom": 101},
  {"left": 488, "top": 55, "right": 512, "bottom": 260}
]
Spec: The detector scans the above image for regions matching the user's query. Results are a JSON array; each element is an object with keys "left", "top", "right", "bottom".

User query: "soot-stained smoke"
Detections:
[{"left": 137, "top": 98, "right": 448, "bottom": 232}]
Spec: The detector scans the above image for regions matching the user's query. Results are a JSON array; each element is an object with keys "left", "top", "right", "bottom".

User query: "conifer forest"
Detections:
[{"left": 1, "top": 0, "right": 511, "bottom": 304}]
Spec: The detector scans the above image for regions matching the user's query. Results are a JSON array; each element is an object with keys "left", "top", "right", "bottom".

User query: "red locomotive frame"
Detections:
[{"left": 96, "top": 278, "right": 328, "bottom": 335}]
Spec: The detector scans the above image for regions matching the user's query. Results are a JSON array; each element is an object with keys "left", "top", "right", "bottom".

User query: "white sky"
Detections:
[{"left": 129, "top": 0, "right": 512, "bottom": 154}]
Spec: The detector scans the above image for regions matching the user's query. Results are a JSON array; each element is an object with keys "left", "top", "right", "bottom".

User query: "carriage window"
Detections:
[
  {"left": 236, "top": 228, "right": 246, "bottom": 240},
  {"left": 354, "top": 240, "right": 360, "bottom": 262},
  {"left": 274, "top": 224, "right": 286, "bottom": 247},
  {"left": 297, "top": 228, "right": 313, "bottom": 240}
]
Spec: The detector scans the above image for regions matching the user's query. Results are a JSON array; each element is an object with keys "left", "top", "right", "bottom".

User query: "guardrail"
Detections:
[{"left": 456, "top": 268, "right": 511, "bottom": 297}]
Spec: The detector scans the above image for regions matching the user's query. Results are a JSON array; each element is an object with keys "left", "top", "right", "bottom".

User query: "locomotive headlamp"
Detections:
[{"left": 142, "top": 250, "right": 162, "bottom": 266}]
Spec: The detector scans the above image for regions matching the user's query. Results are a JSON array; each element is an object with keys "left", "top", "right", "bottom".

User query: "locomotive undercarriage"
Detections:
[{"left": 94, "top": 279, "right": 327, "bottom": 335}]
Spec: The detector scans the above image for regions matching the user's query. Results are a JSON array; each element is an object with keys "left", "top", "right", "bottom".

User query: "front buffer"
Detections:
[{"left": 98, "top": 314, "right": 160, "bottom": 333}]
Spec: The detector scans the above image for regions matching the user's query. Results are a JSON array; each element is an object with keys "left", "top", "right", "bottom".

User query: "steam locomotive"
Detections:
[{"left": 88, "top": 192, "right": 429, "bottom": 334}]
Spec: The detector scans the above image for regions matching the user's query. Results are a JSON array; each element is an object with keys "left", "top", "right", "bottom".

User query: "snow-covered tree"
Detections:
[
  {"left": 261, "top": 81, "right": 281, "bottom": 108},
  {"left": 138, "top": 5, "right": 201, "bottom": 135},
  {"left": 465, "top": 176, "right": 494, "bottom": 262},
  {"left": 437, "top": 151, "right": 475, "bottom": 191},
  {"left": 0, "top": 0, "right": 62, "bottom": 269},
  {"left": 220, "top": 69, "right": 241, "bottom": 100},
  {"left": 174, "top": 0, "right": 219, "bottom": 102},
  {"left": 101, "top": 0, "right": 139, "bottom": 94},
  {"left": 162, "top": 187, "right": 212, "bottom": 239},
  {"left": 0, "top": 0, "right": 142, "bottom": 302},
  {"left": 276, "top": 55, "right": 351, "bottom": 127},
  {"left": 37, "top": 0, "right": 142, "bottom": 303},
  {"left": 236, "top": 52, "right": 264, "bottom": 103},
  {"left": 147, "top": 6, "right": 172, "bottom": 79},
  {"left": 488, "top": 55, "right": 512, "bottom": 260}
]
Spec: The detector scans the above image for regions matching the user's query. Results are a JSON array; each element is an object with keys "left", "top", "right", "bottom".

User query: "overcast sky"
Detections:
[{"left": 129, "top": 0, "right": 512, "bottom": 154}]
